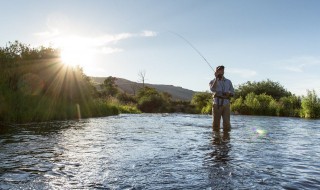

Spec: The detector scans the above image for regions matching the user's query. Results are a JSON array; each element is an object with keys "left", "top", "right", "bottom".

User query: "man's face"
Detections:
[{"left": 216, "top": 69, "right": 224, "bottom": 78}]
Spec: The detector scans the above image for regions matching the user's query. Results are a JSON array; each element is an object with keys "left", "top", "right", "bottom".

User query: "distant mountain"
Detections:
[{"left": 90, "top": 77, "right": 196, "bottom": 101}]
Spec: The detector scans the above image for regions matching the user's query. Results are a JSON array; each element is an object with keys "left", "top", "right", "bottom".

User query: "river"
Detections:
[{"left": 1, "top": 114, "right": 320, "bottom": 189}]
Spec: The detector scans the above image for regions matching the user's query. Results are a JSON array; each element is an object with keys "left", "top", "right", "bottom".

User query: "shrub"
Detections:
[
  {"left": 235, "top": 79, "right": 291, "bottom": 100},
  {"left": 191, "top": 92, "right": 212, "bottom": 114},
  {"left": 278, "top": 95, "right": 301, "bottom": 117},
  {"left": 255, "top": 93, "right": 277, "bottom": 116},
  {"left": 137, "top": 95, "right": 167, "bottom": 113},
  {"left": 118, "top": 104, "right": 141, "bottom": 114},
  {"left": 116, "top": 92, "right": 137, "bottom": 104},
  {"left": 0, "top": 41, "right": 119, "bottom": 123},
  {"left": 244, "top": 92, "right": 260, "bottom": 115},
  {"left": 300, "top": 90, "right": 320, "bottom": 118},
  {"left": 169, "top": 100, "right": 196, "bottom": 114},
  {"left": 201, "top": 103, "right": 212, "bottom": 114},
  {"left": 231, "top": 96, "right": 249, "bottom": 114}
]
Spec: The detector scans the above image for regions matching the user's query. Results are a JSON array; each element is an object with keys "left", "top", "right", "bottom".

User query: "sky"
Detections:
[{"left": 1, "top": 0, "right": 320, "bottom": 96}]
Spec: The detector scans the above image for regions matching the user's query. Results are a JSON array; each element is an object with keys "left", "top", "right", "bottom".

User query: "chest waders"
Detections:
[{"left": 218, "top": 97, "right": 224, "bottom": 109}]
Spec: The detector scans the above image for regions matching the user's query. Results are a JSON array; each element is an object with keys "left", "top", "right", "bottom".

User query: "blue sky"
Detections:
[{"left": 1, "top": 0, "right": 320, "bottom": 95}]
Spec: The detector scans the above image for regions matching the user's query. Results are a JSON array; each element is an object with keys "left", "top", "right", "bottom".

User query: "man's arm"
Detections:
[
  {"left": 228, "top": 80, "right": 235, "bottom": 97},
  {"left": 209, "top": 78, "right": 218, "bottom": 92}
]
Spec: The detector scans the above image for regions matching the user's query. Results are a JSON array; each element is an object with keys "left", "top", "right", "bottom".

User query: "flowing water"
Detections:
[{"left": 1, "top": 114, "right": 320, "bottom": 189}]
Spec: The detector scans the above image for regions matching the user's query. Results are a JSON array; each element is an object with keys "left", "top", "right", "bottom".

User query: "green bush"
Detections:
[
  {"left": 118, "top": 104, "right": 141, "bottom": 114},
  {"left": 231, "top": 96, "right": 247, "bottom": 114},
  {"left": 244, "top": 92, "right": 260, "bottom": 115},
  {"left": 300, "top": 90, "right": 320, "bottom": 118},
  {"left": 0, "top": 91, "right": 120, "bottom": 123},
  {"left": 278, "top": 95, "right": 301, "bottom": 117},
  {"left": 116, "top": 92, "right": 137, "bottom": 104},
  {"left": 135, "top": 87, "right": 171, "bottom": 113},
  {"left": 235, "top": 79, "right": 291, "bottom": 100},
  {"left": 255, "top": 93, "right": 277, "bottom": 116},
  {"left": 169, "top": 100, "right": 196, "bottom": 114},
  {"left": 268, "top": 98, "right": 280, "bottom": 116},
  {"left": 0, "top": 41, "right": 119, "bottom": 123},
  {"left": 191, "top": 92, "right": 212, "bottom": 114},
  {"left": 201, "top": 101, "right": 212, "bottom": 114},
  {"left": 137, "top": 95, "right": 167, "bottom": 113},
  {"left": 240, "top": 93, "right": 279, "bottom": 116}
]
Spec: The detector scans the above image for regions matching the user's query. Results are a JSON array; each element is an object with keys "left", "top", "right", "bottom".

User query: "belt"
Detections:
[{"left": 213, "top": 95, "right": 230, "bottom": 109}]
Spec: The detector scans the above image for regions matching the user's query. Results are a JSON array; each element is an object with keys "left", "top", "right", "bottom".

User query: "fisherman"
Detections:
[{"left": 209, "top": 65, "right": 234, "bottom": 132}]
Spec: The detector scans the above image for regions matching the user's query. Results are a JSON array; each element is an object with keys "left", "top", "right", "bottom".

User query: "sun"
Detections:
[
  {"left": 60, "top": 47, "right": 93, "bottom": 67},
  {"left": 57, "top": 36, "right": 96, "bottom": 68}
]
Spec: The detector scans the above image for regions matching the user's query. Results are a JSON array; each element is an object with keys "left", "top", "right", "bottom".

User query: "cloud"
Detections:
[
  {"left": 227, "top": 68, "right": 257, "bottom": 78},
  {"left": 34, "top": 29, "right": 157, "bottom": 54},
  {"left": 34, "top": 28, "right": 62, "bottom": 38},
  {"left": 140, "top": 30, "right": 157, "bottom": 37},
  {"left": 35, "top": 29, "right": 157, "bottom": 43},
  {"left": 97, "top": 30, "right": 157, "bottom": 43},
  {"left": 96, "top": 33, "right": 134, "bottom": 44}
]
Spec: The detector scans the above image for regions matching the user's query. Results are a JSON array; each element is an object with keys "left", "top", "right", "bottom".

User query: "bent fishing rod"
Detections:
[{"left": 168, "top": 31, "right": 215, "bottom": 72}]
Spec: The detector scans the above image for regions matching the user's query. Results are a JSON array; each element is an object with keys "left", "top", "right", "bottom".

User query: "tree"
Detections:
[
  {"left": 278, "top": 95, "right": 301, "bottom": 117},
  {"left": 0, "top": 41, "right": 60, "bottom": 90},
  {"left": 136, "top": 86, "right": 169, "bottom": 113},
  {"left": 255, "top": 93, "right": 278, "bottom": 115},
  {"left": 138, "top": 70, "right": 146, "bottom": 87},
  {"left": 300, "top": 90, "right": 320, "bottom": 118},
  {"left": 0, "top": 41, "right": 111, "bottom": 123},
  {"left": 100, "top": 76, "right": 119, "bottom": 97},
  {"left": 0, "top": 41, "right": 59, "bottom": 65},
  {"left": 235, "top": 79, "right": 291, "bottom": 100},
  {"left": 244, "top": 92, "right": 260, "bottom": 115},
  {"left": 116, "top": 92, "right": 137, "bottom": 104}
]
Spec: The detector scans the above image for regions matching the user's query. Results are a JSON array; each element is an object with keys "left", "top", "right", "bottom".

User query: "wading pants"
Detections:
[{"left": 212, "top": 103, "right": 231, "bottom": 132}]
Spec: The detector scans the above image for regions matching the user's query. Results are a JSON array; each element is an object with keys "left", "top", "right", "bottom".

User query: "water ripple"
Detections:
[{"left": 1, "top": 114, "right": 320, "bottom": 189}]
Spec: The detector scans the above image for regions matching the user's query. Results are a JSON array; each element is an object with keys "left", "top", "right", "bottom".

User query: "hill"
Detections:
[{"left": 90, "top": 77, "right": 196, "bottom": 101}]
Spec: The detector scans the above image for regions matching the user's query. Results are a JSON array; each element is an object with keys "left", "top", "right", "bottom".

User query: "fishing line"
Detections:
[{"left": 168, "top": 31, "right": 215, "bottom": 72}]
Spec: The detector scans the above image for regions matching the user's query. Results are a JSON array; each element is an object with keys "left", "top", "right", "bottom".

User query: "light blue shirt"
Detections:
[{"left": 209, "top": 77, "right": 234, "bottom": 105}]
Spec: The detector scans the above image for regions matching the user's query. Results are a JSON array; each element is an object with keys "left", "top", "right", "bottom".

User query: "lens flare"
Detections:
[{"left": 250, "top": 127, "right": 273, "bottom": 142}]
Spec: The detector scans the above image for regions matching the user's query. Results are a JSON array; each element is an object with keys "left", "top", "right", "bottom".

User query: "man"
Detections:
[{"left": 209, "top": 65, "right": 234, "bottom": 132}]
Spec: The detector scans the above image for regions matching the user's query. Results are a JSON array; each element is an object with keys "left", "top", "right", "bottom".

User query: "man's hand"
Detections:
[{"left": 225, "top": 92, "right": 233, "bottom": 98}]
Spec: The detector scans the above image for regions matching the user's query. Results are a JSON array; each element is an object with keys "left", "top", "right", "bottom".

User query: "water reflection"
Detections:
[
  {"left": 205, "top": 128, "right": 233, "bottom": 189},
  {"left": 211, "top": 129, "right": 231, "bottom": 163}
]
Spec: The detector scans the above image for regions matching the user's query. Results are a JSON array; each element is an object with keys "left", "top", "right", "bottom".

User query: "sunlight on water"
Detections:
[{"left": 0, "top": 114, "right": 320, "bottom": 189}]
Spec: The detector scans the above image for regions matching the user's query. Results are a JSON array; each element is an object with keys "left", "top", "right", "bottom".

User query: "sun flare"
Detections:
[
  {"left": 56, "top": 36, "right": 96, "bottom": 68},
  {"left": 60, "top": 48, "right": 93, "bottom": 67}
]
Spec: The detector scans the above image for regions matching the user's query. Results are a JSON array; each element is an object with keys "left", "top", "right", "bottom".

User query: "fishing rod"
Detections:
[{"left": 169, "top": 31, "right": 215, "bottom": 72}]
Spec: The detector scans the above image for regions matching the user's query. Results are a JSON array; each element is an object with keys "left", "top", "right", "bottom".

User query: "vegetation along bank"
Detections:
[{"left": 1, "top": 41, "right": 320, "bottom": 124}]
